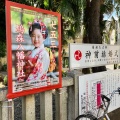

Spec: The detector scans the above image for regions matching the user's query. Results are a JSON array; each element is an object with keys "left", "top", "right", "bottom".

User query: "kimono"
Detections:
[{"left": 23, "top": 44, "right": 50, "bottom": 82}]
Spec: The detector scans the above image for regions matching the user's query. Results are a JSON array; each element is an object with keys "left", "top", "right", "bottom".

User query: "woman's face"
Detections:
[{"left": 31, "top": 28, "right": 44, "bottom": 48}]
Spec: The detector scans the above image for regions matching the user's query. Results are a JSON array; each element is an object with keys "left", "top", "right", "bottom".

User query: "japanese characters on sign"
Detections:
[
  {"left": 16, "top": 25, "right": 25, "bottom": 81},
  {"left": 6, "top": 1, "right": 61, "bottom": 99},
  {"left": 69, "top": 43, "right": 120, "bottom": 69},
  {"left": 79, "top": 70, "right": 120, "bottom": 116}
]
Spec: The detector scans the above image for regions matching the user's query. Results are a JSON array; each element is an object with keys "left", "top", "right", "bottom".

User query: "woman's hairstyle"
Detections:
[{"left": 28, "top": 19, "right": 48, "bottom": 39}]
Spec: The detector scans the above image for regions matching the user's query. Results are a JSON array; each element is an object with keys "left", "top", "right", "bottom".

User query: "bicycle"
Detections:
[{"left": 75, "top": 87, "right": 120, "bottom": 120}]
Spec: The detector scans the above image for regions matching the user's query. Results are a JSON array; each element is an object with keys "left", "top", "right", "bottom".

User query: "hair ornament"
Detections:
[{"left": 28, "top": 19, "right": 47, "bottom": 39}]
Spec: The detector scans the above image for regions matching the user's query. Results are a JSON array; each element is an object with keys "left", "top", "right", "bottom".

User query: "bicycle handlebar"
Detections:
[
  {"left": 101, "top": 87, "right": 120, "bottom": 108},
  {"left": 118, "top": 87, "right": 120, "bottom": 95},
  {"left": 101, "top": 94, "right": 110, "bottom": 102}
]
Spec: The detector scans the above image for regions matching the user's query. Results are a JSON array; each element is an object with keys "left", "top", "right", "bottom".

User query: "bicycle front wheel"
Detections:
[{"left": 75, "top": 114, "right": 98, "bottom": 120}]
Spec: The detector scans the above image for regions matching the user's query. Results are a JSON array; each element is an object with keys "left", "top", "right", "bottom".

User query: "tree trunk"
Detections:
[
  {"left": 89, "top": 0, "right": 102, "bottom": 43},
  {"left": 89, "top": 0, "right": 106, "bottom": 72},
  {"left": 82, "top": 0, "right": 106, "bottom": 73}
]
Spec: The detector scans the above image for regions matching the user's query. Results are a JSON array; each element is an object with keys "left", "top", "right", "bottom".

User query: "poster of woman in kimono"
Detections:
[{"left": 6, "top": 1, "right": 61, "bottom": 99}]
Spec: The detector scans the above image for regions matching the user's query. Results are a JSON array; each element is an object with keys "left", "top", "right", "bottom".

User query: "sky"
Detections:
[
  {"left": 103, "top": 10, "right": 118, "bottom": 21},
  {"left": 103, "top": 1, "right": 119, "bottom": 21}
]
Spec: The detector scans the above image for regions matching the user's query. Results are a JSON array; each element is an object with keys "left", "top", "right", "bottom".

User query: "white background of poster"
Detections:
[
  {"left": 69, "top": 43, "right": 120, "bottom": 69},
  {"left": 79, "top": 69, "right": 120, "bottom": 116}
]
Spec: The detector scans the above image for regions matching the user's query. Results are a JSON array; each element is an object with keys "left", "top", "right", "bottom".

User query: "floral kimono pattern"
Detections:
[{"left": 23, "top": 44, "right": 50, "bottom": 82}]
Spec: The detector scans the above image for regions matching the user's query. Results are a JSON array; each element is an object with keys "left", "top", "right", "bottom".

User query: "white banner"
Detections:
[{"left": 69, "top": 43, "right": 120, "bottom": 69}]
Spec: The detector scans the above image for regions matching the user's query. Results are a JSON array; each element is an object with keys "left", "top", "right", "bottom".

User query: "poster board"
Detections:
[
  {"left": 79, "top": 70, "right": 120, "bottom": 116},
  {"left": 69, "top": 43, "right": 120, "bottom": 69},
  {"left": 6, "top": 1, "right": 62, "bottom": 99}
]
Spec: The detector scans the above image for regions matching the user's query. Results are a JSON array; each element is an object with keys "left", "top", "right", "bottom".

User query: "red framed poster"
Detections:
[{"left": 6, "top": 1, "right": 62, "bottom": 99}]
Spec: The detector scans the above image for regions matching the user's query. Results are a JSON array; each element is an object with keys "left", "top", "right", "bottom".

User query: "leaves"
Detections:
[
  {"left": 3, "top": 75, "right": 7, "bottom": 86},
  {"left": 1, "top": 0, "right": 119, "bottom": 47},
  {"left": 0, "top": 42, "right": 6, "bottom": 57}
]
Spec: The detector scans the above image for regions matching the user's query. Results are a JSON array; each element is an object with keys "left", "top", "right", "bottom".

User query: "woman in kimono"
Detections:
[{"left": 23, "top": 19, "right": 50, "bottom": 82}]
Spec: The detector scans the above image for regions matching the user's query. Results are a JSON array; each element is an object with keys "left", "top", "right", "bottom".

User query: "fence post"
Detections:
[
  {"left": 67, "top": 86, "right": 74, "bottom": 120},
  {"left": 67, "top": 70, "right": 82, "bottom": 119},
  {"left": 1, "top": 101, "right": 9, "bottom": 120},
  {"left": 0, "top": 102, "right": 2, "bottom": 120},
  {"left": 11, "top": 100, "right": 14, "bottom": 120},
  {"left": 0, "top": 88, "right": 8, "bottom": 120},
  {"left": 40, "top": 90, "right": 53, "bottom": 120},
  {"left": 8, "top": 100, "right": 14, "bottom": 120},
  {"left": 22, "top": 97, "right": 26, "bottom": 120},
  {"left": 55, "top": 87, "right": 68, "bottom": 120},
  {"left": 25, "top": 95, "right": 35, "bottom": 120}
]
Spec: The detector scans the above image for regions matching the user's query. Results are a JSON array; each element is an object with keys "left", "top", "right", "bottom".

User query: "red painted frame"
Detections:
[{"left": 6, "top": 1, "right": 62, "bottom": 99}]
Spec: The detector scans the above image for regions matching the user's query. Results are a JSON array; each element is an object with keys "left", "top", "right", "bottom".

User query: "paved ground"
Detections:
[{"left": 108, "top": 108, "right": 120, "bottom": 120}]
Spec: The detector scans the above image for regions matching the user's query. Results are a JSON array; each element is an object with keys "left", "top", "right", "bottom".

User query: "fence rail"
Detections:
[{"left": 0, "top": 71, "right": 81, "bottom": 120}]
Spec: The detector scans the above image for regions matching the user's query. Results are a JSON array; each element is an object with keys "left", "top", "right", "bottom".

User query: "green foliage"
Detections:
[
  {"left": 1, "top": 64, "right": 7, "bottom": 71},
  {"left": 11, "top": 0, "right": 31, "bottom": 6},
  {"left": 62, "top": 70, "right": 67, "bottom": 77},
  {"left": 22, "top": 14, "right": 35, "bottom": 33},
  {"left": 0, "top": 42, "right": 6, "bottom": 57},
  {"left": 0, "top": 1, "right": 6, "bottom": 57},
  {"left": 3, "top": 75, "right": 7, "bottom": 86},
  {"left": 1, "top": 0, "right": 119, "bottom": 47},
  {"left": 0, "top": 0, "right": 84, "bottom": 47},
  {"left": 101, "top": 0, "right": 114, "bottom": 14},
  {"left": 11, "top": 11, "right": 21, "bottom": 25},
  {"left": 0, "top": 1, "right": 6, "bottom": 43}
]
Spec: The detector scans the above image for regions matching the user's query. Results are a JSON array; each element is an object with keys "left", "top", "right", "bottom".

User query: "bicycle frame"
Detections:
[
  {"left": 97, "top": 89, "right": 120, "bottom": 120},
  {"left": 75, "top": 88, "right": 120, "bottom": 120}
]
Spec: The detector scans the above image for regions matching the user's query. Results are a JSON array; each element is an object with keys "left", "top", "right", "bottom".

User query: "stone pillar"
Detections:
[
  {"left": 1, "top": 101, "right": 9, "bottom": 120},
  {"left": 0, "top": 102, "right": 2, "bottom": 120},
  {"left": 25, "top": 95, "right": 35, "bottom": 120},
  {"left": 67, "top": 86, "right": 74, "bottom": 120},
  {"left": 67, "top": 70, "right": 82, "bottom": 119},
  {"left": 40, "top": 90, "right": 52, "bottom": 120},
  {"left": 55, "top": 87, "right": 68, "bottom": 120},
  {"left": 22, "top": 97, "right": 26, "bottom": 120}
]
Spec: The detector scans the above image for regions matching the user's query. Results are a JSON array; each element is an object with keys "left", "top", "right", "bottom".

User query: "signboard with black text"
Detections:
[{"left": 69, "top": 43, "right": 120, "bottom": 69}]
